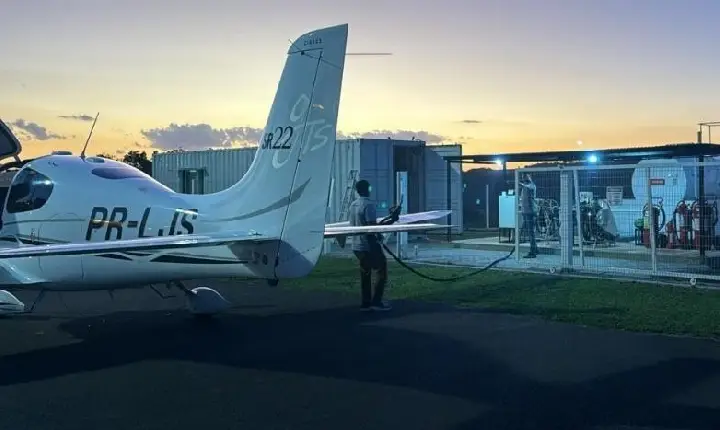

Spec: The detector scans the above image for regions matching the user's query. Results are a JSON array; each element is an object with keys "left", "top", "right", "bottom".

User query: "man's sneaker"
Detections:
[
  {"left": 371, "top": 301, "right": 392, "bottom": 312},
  {"left": 360, "top": 305, "right": 373, "bottom": 312}
]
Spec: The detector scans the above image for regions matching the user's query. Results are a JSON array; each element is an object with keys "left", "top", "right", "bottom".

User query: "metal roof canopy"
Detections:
[{"left": 442, "top": 142, "right": 720, "bottom": 165}]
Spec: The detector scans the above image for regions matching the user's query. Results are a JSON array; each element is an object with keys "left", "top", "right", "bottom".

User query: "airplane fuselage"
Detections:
[{"left": 0, "top": 155, "right": 278, "bottom": 291}]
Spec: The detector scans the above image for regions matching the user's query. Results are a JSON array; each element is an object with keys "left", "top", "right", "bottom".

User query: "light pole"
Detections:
[{"left": 698, "top": 121, "right": 720, "bottom": 144}]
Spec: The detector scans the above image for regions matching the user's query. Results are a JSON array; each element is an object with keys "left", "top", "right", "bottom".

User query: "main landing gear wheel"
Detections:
[
  {"left": 267, "top": 279, "right": 279, "bottom": 287},
  {"left": 172, "top": 281, "right": 231, "bottom": 319},
  {"left": 690, "top": 277, "right": 697, "bottom": 287}
]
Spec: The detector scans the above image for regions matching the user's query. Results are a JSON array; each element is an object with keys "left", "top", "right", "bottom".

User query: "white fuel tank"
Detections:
[
  {"left": 631, "top": 159, "right": 689, "bottom": 205},
  {"left": 632, "top": 157, "right": 720, "bottom": 204}
]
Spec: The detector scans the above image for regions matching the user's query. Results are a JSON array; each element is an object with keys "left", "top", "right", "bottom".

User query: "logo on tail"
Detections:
[{"left": 272, "top": 93, "right": 334, "bottom": 170}]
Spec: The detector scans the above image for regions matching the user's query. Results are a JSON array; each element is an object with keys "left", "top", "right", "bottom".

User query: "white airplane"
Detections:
[{"left": 0, "top": 23, "right": 451, "bottom": 317}]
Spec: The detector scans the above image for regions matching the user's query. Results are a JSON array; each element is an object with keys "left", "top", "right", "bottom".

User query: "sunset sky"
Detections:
[{"left": 2, "top": 0, "right": 719, "bottom": 162}]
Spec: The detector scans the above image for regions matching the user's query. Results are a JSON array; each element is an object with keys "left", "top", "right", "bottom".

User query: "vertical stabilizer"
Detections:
[
  {"left": 204, "top": 24, "right": 348, "bottom": 278},
  {"left": 274, "top": 24, "right": 348, "bottom": 278}
]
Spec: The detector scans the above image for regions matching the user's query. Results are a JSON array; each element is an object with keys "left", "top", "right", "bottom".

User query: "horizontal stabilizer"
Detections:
[
  {"left": 0, "top": 231, "right": 277, "bottom": 258},
  {"left": 325, "top": 210, "right": 451, "bottom": 228},
  {"left": 324, "top": 223, "right": 451, "bottom": 238}
]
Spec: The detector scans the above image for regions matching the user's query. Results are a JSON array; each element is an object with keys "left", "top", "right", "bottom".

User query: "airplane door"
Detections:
[{"left": 38, "top": 213, "right": 84, "bottom": 281}]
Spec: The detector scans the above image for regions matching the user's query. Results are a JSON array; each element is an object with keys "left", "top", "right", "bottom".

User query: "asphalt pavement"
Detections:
[{"left": 2, "top": 280, "right": 720, "bottom": 430}]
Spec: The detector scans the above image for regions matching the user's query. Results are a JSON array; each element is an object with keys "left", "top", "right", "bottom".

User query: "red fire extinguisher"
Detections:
[
  {"left": 673, "top": 200, "right": 692, "bottom": 249},
  {"left": 691, "top": 200, "right": 718, "bottom": 251},
  {"left": 665, "top": 219, "right": 677, "bottom": 249},
  {"left": 642, "top": 200, "right": 665, "bottom": 248}
]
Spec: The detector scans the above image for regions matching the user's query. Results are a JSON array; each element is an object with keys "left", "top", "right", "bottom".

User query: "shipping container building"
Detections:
[{"left": 151, "top": 138, "right": 464, "bottom": 233}]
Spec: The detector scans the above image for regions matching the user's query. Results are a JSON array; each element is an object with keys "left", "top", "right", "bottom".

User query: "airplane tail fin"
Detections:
[{"left": 205, "top": 24, "right": 348, "bottom": 278}]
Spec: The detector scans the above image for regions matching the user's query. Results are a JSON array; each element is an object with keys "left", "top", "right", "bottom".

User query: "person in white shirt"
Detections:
[
  {"left": 519, "top": 173, "right": 539, "bottom": 258},
  {"left": 348, "top": 180, "right": 392, "bottom": 312}
]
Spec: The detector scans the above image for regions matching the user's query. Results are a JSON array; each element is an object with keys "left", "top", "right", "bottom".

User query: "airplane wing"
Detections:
[
  {"left": 0, "top": 209, "right": 453, "bottom": 258},
  {"left": 325, "top": 210, "right": 452, "bottom": 228},
  {"left": 324, "top": 222, "right": 451, "bottom": 237},
  {"left": 0, "top": 231, "right": 278, "bottom": 258}
]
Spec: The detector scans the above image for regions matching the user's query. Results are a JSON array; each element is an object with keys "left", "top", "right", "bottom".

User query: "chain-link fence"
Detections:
[
  {"left": 321, "top": 159, "right": 720, "bottom": 286},
  {"left": 507, "top": 160, "right": 720, "bottom": 284}
]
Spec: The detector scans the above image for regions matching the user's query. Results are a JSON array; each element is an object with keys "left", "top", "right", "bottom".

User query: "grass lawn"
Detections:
[{"left": 283, "top": 255, "right": 720, "bottom": 339}]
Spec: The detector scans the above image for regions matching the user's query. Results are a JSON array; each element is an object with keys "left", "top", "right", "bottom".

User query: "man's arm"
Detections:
[{"left": 520, "top": 181, "right": 536, "bottom": 192}]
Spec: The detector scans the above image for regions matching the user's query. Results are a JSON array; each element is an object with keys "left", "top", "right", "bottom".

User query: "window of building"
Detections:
[{"left": 179, "top": 169, "right": 205, "bottom": 194}]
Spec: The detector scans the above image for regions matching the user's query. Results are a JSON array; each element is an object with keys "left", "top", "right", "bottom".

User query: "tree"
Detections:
[
  {"left": 122, "top": 150, "right": 152, "bottom": 175},
  {"left": 95, "top": 152, "right": 116, "bottom": 160}
]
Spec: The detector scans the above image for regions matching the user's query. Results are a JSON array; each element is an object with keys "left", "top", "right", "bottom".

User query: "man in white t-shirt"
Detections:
[{"left": 519, "top": 173, "right": 539, "bottom": 258}]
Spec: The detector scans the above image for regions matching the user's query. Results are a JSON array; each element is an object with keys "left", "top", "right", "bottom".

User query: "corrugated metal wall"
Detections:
[
  {"left": 425, "top": 144, "right": 464, "bottom": 233},
  {"left": 359, "top": 139, "right": 396, "bottom": 219},
  {"left": 151, "top": 141, "right": 362, "bottom": 223},
  {"left": 326, "top": 139, "right": 361, "bottom": 222},
  {"left": 151, "top": 147, "right": 258, "bottom": 193},
  {"left": 151, "top": 139, "right": 463, "bottom": 232}
]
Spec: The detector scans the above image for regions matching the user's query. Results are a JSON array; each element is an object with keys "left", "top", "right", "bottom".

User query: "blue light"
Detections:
[{"left": 587, "top": 154, "right": 598, "bottom": 163}]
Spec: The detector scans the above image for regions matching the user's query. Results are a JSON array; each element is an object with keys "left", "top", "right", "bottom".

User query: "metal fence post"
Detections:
[
  {"left": 645, "top": 167, "right": 657, "bottom": 275},
  {"left": 486, "top": 183, "right": 490, "bottom": 228},
  {"left": 446, "top": 160, "right": 452, "bottom": 243},
  {"left": 559, "top": 169, "right": 574, "bottom": 269},
  {"left": 515, "top": 169, "right": 521, "bottom": 261},
  {"left": 573, "top": 169, "right": 584, "bottom": 268}
]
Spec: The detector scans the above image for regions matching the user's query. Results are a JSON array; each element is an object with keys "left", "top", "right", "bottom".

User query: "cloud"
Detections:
[
  {"left": 457, "top": 119, "right": 532, "bottom": 127},
  {"left": 140, "top": 123, "right": 264, "bottom": 150},
  {"left": 8, "top": 119, "right": 65, "bottom": 141},
  {"left": 58, "top": 114, "right": 95, "bottom": 122},
  {"left": 141, "top": 123, "right": 452, "bottom": 150}
]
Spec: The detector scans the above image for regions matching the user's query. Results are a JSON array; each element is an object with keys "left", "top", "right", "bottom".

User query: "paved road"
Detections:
[{"left": 2, "top": 280, "right": 720, "bottom": 429}]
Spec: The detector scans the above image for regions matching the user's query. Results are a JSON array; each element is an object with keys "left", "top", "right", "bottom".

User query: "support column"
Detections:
[{"left": 396, "top": 171, "right": 408, "bottom": 258}]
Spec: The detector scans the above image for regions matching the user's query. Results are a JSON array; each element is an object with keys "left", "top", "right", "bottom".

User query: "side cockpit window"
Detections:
[
  {"left": 91, "top": 165, "right": 173, "bottom": 192},
  {"left": 91, "top": 166, "right": 148, "bottom": 180},
  {"left": 5, "top": 168, "right": 54, "bottom": 213}
]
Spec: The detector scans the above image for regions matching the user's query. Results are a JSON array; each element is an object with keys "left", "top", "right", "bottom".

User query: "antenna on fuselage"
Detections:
[{"left": 79, "top": 112, "right": 100, "bottom": 160}]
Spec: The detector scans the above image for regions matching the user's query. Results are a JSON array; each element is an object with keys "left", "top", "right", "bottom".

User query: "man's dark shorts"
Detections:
[{"left": 353, "top": 244, "right": 387, "bottom": 271}]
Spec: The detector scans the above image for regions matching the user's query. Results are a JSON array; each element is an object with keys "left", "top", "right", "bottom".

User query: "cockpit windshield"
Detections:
[{"left": 5, "top": 167, "right": 54, "bottom": 213}]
